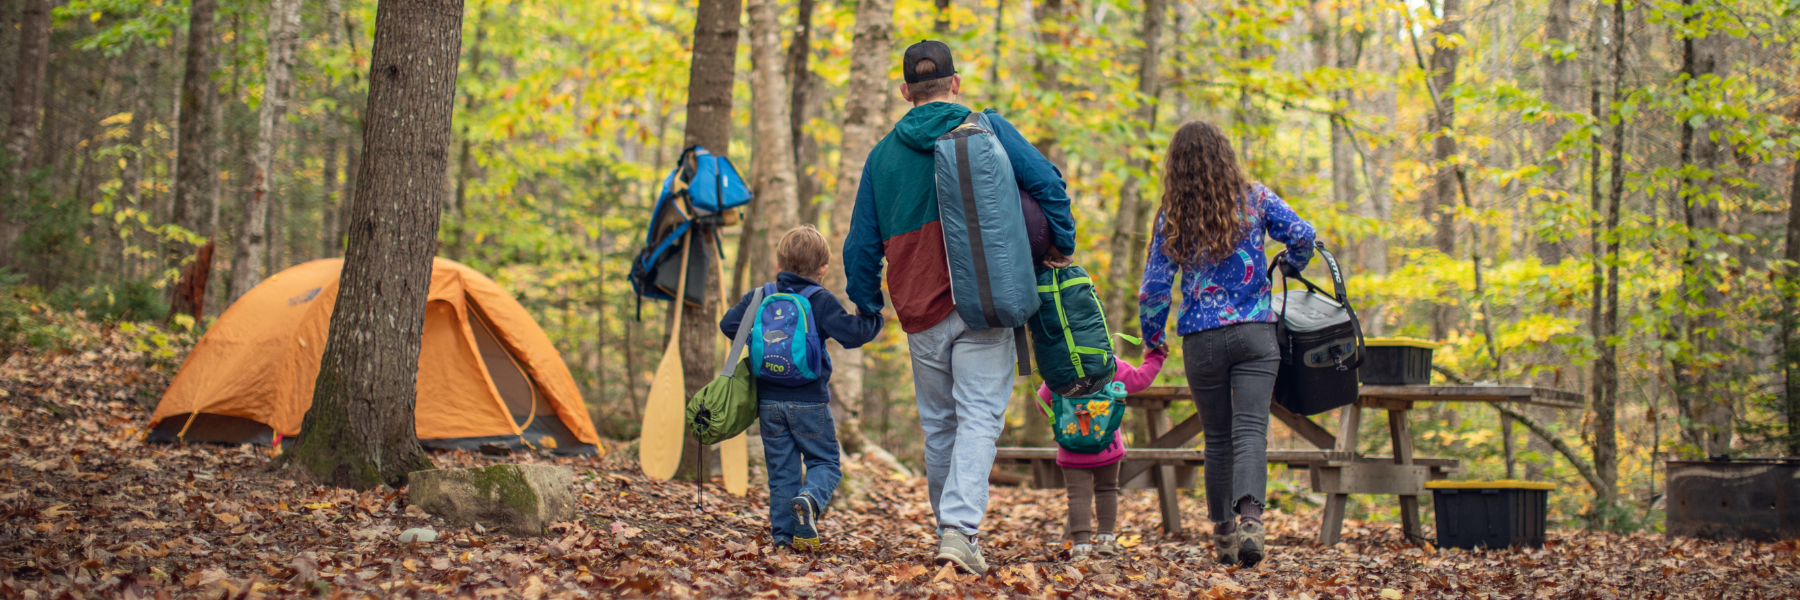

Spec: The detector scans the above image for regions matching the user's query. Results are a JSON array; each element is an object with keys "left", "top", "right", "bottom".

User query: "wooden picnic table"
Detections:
[{"left": 995, "top": 384, "right": 1584, "bottom": 543}]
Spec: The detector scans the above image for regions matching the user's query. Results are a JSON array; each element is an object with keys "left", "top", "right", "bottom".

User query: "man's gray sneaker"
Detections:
[
  {"left": 934, "top": 529, "right": 988, "bottom": 576},
  {"left": 1092, "top": 533, "right": 1122, "bottom": 558},
  {"left": 1238, "top": 520, "right": 1267, "bottom": 568}
]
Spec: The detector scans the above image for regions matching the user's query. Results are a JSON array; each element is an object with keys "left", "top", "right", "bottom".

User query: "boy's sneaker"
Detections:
[
  {"left": 790, "top": 495, "right": 822, "bottom": 552},
  {"left": 1068, "top": 543, "right": 1095, "bottom": 562},
  {"left": 934, "top": 529, "right": 988, "bottom": 576},
  {"left": 1238, "top": 520, "right": 1267, "bottom": 568},
  {"left": 1093, "top": 533, "right": 1122, "bottom": 558}
]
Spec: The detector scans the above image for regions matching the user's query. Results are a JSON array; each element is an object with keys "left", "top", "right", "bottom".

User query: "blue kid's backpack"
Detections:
[{"left": 750, "top": 283, "right": 828, "bottom": 386}]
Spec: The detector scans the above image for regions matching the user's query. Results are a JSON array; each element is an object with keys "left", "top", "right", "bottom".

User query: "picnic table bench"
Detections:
[{"left": 996, "top": 384, "right": 1583, "bottom": 543}]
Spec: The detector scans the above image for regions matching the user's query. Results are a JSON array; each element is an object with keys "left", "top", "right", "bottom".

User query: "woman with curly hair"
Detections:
[{"left": 1138, "top": 120, "right": 1317, "bottom": 568}]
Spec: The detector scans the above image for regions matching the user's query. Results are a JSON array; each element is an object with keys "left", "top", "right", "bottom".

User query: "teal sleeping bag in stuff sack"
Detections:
[
  {"left": 934, "top": 111, "right": 1040, "bottom": 375},
  {"left": 1029, "top": 265, "right": 1117, "bottom": 398}
]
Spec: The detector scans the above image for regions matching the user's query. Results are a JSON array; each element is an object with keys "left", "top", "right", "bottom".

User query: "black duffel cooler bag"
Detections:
[{"left": 1269, "top": 242, "right": 1365, "bottom": 416}]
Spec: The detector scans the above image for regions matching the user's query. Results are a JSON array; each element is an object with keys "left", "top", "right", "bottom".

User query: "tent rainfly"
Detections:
[{"left": 148, "top": 258, "right": 602, "bottom": 455}]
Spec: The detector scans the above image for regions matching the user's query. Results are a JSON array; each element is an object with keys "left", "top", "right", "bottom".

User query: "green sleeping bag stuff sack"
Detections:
[
  {"left": 688, "top": 288, "right": 763, "bottom": 445},
  {"left": 1028, "top": 266, "right": 1117, "bottom": 398}
]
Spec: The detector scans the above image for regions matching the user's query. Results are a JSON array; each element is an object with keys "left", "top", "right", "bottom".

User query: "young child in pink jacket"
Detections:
[{"left": 1035, "top": 346, "right": 1168, "bottom": 560}]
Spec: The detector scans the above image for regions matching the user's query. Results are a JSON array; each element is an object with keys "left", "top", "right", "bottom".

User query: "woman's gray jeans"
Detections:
[{"left": 1182, "top": 322, "right": 1280, "bottom": 524}]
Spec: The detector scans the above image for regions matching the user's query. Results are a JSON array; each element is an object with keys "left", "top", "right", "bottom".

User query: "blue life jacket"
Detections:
[{"left": 750, "top": 283, "right": 828, "bottom": 386}]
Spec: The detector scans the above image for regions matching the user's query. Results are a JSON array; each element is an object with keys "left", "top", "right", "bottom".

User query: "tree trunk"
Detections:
[
  {"left": 1590, "top": 0, "right": 1626, "bottom": 509},
  {"left": 1101, "top": 0, "right": 1166, "bottom": 349},
  {"left": 675, "top": 0, "right": 744, "bottom": 481},
  {"left": 282, "top": 0, "right": 464, "bottom": 490},
  {"left": 1672, "top": 2, "right": 1730, "bottom": 457},
  {"left": 229, "top": 0, "right": 304, "bottom": 304},
  {"left": 1319, "top": 2, "right": 1360, "bottom": 267},
  {"left": 1535, "top": 0, "right": 1576, "bottom": 264},
  {"left": 788, "top": 0, "right": 818, "bottom": 227},
  {"left": 1029, "top": 0, "right": 1067, "bottom": 166},
  {"left": 448, "top": 6, "right": 486, "bottom": 261},
  {"left": 934, "top": 0, "right": 950, "bottom": 33},
  {"left": 1785, "top": 106, "right": 1800, "bottom": 455},
  {"left": 172, "top": 0, "right": 220, "bottom": 248},
  {"left": 748, "top": 0, "right": 798, "bottom": 283},
  {"left": 2, "top": 0, "right": 51, "bottom": 260},
  {"left": 823, "top": 0, "right": 895, "bottom": 435},
  {"left": 1425, "top": 0, "right": 1461, "bottom": 340}
]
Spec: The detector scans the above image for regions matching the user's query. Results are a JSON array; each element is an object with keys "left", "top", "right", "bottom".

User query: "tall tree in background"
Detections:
[
  {"left": 229, "top": 0, "right": 305, "bottom": 303},
  {"left": 282, "top": 0, "right": 466, "bottom": 489},
  {"left": 168, "top": 0, "right": 221, "bottom": 321},
  {"left": 2, "top": 0, "right": 52, "bottom": 260},
  {"left": 1672, "top": 0, "right": 1731, "bottom": 456},
  {"left": 1101, "top": 0, "right": 1167, "bottom": 347},
  {"left": 675, "top": 0, "right": 743, "bottom": 479},
  {"left": 1424, "top": 0, "right": 1462, "bottom": 340},
  {"left": 825, "top": 0, "right": 895, "bottom": 446},
  {"left": 1590, "top": 0, "right": 1628, "bottom": 510},
  {"left": 747, "top": 0, "right": 798, "bottom": 282},
  {"left": 787, "top": 0, "right": 820, "bottom": 228},
  {"left": 1785, "top": 128, "right": 1800, "bottom": 455}
]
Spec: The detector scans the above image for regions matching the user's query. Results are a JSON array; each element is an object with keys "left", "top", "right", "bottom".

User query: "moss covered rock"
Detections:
[{"left": 407, "top": 464, "right": 574, "bottom": 535}]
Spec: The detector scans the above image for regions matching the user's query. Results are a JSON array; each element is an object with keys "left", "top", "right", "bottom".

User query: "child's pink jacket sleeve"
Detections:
[{"left": 1114, "top": 347, "right": 1168, "bottom": 393}]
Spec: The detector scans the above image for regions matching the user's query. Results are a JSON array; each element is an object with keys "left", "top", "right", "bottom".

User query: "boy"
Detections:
[{"left": 719, "top": 225, "right": 885, "bottom": 551}]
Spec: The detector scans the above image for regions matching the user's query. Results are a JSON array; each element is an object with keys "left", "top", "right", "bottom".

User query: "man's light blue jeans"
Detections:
[{"left": 908, "top": 314, "right": 1016, "bottom": 536}]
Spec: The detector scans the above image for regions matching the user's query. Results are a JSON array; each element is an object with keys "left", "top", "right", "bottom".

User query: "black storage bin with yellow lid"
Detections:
[
  {"left": 1427, "top": 480, "right": 1554, "bottom": 549},
  {"left": 1360, "top": 337, "right": 1438, "bottom": 386}
]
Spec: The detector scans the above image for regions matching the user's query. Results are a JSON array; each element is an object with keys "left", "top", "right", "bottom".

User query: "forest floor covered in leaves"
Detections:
[{"left": 2, "top": 340, "right": 1799, "bottom": 599}]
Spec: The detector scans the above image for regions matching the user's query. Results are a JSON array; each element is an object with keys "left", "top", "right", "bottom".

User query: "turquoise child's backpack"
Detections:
[
  {"left": 749, "top": 283, "right": 827, "bottom": 385},
  {"left": 1042, "top": 381, "right": 1128, "bottom": 454}
]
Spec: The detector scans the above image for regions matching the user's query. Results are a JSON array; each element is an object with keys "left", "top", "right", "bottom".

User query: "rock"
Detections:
[
  {"left": 398, "top": 528, "right": 438, "bottom": 543},
  {"left": 408, "top": 464, "right": 574, "bottom": 536}
]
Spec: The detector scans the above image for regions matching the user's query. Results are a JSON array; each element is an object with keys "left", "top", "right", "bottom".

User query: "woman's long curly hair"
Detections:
[{"left": 1156, "top": 121, "right": 1254, "bottom": 268}]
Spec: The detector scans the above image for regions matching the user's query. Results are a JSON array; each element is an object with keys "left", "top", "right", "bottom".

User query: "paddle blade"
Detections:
[
  {"left": 721, "top": 433, "right": 748, "bottom": 495},
  {"left": 639, "top": 338, "right": 686, "bottom": 480}
]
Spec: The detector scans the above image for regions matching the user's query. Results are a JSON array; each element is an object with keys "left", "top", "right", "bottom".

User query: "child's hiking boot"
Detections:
[
  {"left": 934, "top": 529, "right": 988, "bottom": 576},
  {"left": 1212, "top": 524, "right": 1241, "bottom": 566},
  {"left": 790, "top": 495, "right": 822, "bottom": 552},
  {"left": 1068, "top": 543, "right": 1095, "bottom": 562},
  {"left": 1237, "top": 519, "right": 1266, "bottom": 568},
  {"left": 1093, "top": 533, "right": 1122, "bottom": 558}
]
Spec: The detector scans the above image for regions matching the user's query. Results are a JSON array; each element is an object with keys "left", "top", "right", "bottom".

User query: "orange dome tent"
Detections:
[{"left": 148, "top": 258, "right": 602, "bottom": 456}]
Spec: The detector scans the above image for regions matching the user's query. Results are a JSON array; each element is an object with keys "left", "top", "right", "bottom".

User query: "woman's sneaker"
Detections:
[
  {"left": 790, "top": 495, "right": 822, "bottom": 552},
  {"left": 934, "top": 529, "right": 988, "bottom": 575},
  {"left": 1093, "top": 534, "right": 1123, "bottom": 558},
  {"left": 1238, "top": 520, "right": 1267, "bottom": 568},
  {"left": 1213, "top": 529, "right": 1241, "bottom": 566}
]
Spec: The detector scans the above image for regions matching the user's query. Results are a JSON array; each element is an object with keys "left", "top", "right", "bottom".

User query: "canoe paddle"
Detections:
[{"left": 639, "top": 229, "right": 692, "bottom": 480}]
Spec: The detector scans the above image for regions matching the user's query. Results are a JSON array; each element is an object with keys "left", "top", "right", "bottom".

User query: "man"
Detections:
[{"left": 842, "top": 40, "right": 1077, "bottom": 575}]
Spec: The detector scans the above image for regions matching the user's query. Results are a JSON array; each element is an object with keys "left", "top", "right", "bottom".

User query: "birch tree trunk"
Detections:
[
  {"left": 1101, "top": 0, "right": 1166, "bottom": 350},
  {"left": 748, "top": 0, "right": 798, "bottom": 283},
  {"left": 228, "top": 0, "right": 304, "bottom": 303},
  {"left": 281, "top": 0, "right": 465, "bottom": 490},
  {"left": 823, "top": 0, "right": 895, "bottom": 432},
  {"left": 675, "top": 0, "right": 744, "bottom": 480}
]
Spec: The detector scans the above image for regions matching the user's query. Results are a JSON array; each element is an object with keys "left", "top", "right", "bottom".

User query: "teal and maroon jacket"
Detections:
[{"left": 843, "top": 102, "right": 1077, "bottom": 333}]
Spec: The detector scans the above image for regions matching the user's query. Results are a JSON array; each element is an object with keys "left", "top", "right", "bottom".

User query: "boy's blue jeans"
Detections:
[{"left": 759, "top": 400, "right": 841, "bottom": 544}]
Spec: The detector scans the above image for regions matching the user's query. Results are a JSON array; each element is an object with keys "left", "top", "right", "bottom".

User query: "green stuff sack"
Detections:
[
  {"left": 1045, "top": 381, "right": 1128, "bottom": 454},
  {"left": 1028, "top": 265, "right": 1117, "bottom": 398},
  {"left": 688, "top": 288, "right": 762, "bottom": 445}
]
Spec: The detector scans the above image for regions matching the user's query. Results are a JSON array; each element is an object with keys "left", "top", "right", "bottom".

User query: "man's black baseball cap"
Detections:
[{"left": 903, "top": 40, "right": 957, "bottom": 84}]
